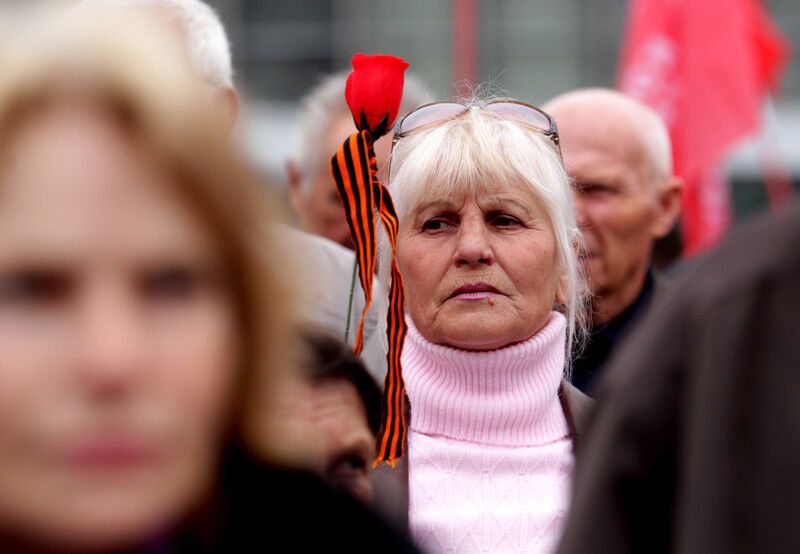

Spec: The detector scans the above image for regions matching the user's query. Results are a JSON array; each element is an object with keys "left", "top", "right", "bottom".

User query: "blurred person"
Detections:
[
  {"left": 286, "top": 71, "right": 432, "bottom": 247},
  {"left": 79, "top": 0, "right": 240, "bottom": 133},
  {"left": 543, "top": 89, "right": 682, "bottom": 394},
  {"left": 0, "top": 10, "right": 418, "bottom": 553},
  {"left": 558, "top": 204, "right": 800, "bottom": 554},
  {"left": 81, "top": 0, "right": 388, "bottom": 381},
  {"left": 371, "top": 97, "right": 594, "bottom": 553},
  {"left": 272, "top": 223, "right": 384, "bottom": 381},
  {"left": 298, "top": 329, "right": 381, "bottom": 505}
]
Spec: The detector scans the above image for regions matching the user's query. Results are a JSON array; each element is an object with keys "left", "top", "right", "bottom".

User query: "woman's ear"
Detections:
[{"left": 555, "top": 273, "right": 567, "bottom": 306}]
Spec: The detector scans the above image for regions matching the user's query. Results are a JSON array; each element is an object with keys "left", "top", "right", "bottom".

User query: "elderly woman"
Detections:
[
  {"left": 0, "top": 11, "right": 417, "bottom": 553},
  {"left": 373, "top": 99, "right": 593, "bottom": 553}
]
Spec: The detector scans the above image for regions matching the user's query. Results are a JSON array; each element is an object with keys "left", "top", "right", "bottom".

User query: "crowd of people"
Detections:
[{"left": 0, "top": 1, "right": 796, "bottom": 553}]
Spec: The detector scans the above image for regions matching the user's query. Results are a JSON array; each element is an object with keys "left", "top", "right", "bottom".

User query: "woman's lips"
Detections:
[
  {"left": 62, "top": 435, "right": 161, "bottom": 470},
  {"left": 448, "top": 283, "right": 501, "bottom": 301}
]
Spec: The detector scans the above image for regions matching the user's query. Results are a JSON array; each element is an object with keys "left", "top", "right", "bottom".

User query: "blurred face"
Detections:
[
  {"left": 0, "top": 106, "right": 239, "bottom": 550},
  {"left": 562, "top": 127, "right": 660, "bottom": 306},
  {"left": 273, "top": 376, "right": 374, "bottom": 504},
  {"left": 397, "top": 190, "right": 561, "bottom": 350},
  {"left": 312, "top": 379, "right": 374, "bottom": 505},
  {"left": 291, "top": 114, "right": 393, "bottom": 248}
]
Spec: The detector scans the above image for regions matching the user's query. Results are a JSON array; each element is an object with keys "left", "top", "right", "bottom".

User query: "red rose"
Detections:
[{"left": 345, "top": 53, "right": 409, "bottom": 139}]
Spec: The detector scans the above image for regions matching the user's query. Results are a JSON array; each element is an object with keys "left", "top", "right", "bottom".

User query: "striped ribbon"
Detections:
[{"left": 330, "top": 130, "right": 408, "bottom": 467}]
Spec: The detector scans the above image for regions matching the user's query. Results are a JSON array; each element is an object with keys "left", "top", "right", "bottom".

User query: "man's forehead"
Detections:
[
  {"left": 557, "top": 109, "right": 640, "bottom": 151},
  {"left": 322, "top": 113, "right": 392, "bottom": 177},
  {"left": 548, "top": 94, "right": 671, "bottom": 181},
  {"left": 556, "top": 114, "right": 647, "bottom": 180},
  {"left": 566, "top": 154, "right": 629, "bottom": 189},
  {"left": 325, "top": 114, "right": 358, "bottom": 151},
  {"left": 312, "top": 378, "right": 367, "bottom": 419}
]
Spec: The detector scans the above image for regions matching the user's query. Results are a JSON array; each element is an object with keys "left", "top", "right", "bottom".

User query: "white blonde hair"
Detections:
[
  {"left": 79, "top": 0, "right": 233, "bottom": 89},
  {"left": 380, "top": 98, "right": 588, "bottom": 365}
]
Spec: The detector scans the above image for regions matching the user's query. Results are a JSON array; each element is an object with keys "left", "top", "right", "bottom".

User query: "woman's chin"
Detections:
[
  {"left": 433, "top": 316, "right": 522, "bottom": 351},
  {"left": 14, "top": 504, "right": 179, "bottom": 553},
  {"left": 6, "top": 467, "right": 202, "bottom": 553}
]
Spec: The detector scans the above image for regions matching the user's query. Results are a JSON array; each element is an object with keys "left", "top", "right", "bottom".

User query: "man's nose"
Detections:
[
  {"left": 453, "top": 218, "right": 494, "bottom": 268},
  {"left": 573, "top": 190, "right": 590, "bottom": 228}
]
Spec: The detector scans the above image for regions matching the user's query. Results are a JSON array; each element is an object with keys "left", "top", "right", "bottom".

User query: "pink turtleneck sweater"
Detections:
[{"left": 404, "top": 312, "right": 574, "bottom": 554}]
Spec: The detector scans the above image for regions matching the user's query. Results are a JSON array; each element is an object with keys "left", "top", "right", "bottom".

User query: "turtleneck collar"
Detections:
[{"left": 402, "top": 311, "right": 568, "bottom": 446}]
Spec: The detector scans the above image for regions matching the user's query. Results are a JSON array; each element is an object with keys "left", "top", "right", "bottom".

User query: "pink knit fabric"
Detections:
[{"left": 404, "top": 312, "right": 574, "bottom": 554}]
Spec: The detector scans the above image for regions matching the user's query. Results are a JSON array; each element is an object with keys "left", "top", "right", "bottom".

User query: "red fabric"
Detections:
[
  {"left": 619, "top": 0, "right": 789, "bottom": 255},
  {"left": 345, "top": 53, "right": 409, "bottom": 139}
]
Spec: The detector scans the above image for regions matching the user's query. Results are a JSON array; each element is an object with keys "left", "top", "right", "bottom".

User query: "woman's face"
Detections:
[
  {"left": 397, "top": 188, "right": 561, "bottom": 350},
  {"left": 0, "top": 106, "right": 239, "bottom": 550}
]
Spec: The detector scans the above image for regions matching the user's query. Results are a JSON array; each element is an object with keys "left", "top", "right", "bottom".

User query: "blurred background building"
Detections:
[{"left": 180, "top": 1, "right": 798, "bottom": 226}]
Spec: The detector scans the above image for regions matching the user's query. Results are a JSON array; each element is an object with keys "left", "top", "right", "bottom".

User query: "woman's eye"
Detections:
[
  {"left": 0, "top": 271, "right": 71, "bottom": 306},
  {"left": 141, "top": 267, "right": 201, "bottom": 301},
  {"left": 491, "top": 214, "right": 522, "bottom": 228},
  {"left": 422, "top": 218, "right": 453, "bottom": 232}
]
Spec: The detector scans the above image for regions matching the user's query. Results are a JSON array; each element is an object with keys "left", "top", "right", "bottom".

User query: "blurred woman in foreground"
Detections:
[{"left": 0, "top": 12, "right": 415, "bottom": 553}]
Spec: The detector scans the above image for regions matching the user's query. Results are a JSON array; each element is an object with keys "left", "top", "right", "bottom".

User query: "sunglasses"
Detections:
[{"left": 391, "top": 99, "right": 562, "bottom": 159}]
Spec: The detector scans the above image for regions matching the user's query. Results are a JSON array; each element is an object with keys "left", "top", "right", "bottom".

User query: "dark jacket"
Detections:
[
  {"left": 372, "top": 381, "right": 594, "bottom": 531},
  {"left": 172, "top": 444, "right": 420, "bottom": 553},
  {"left": 558, "top": 205, "right": 800, "bottom": 554},
  {"left": 571, "top": 269, "right": 667, "bottom": 394}
]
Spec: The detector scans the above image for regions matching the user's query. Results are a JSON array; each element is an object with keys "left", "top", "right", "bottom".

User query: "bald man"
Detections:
[{"left": 544, "top": 89, "right": 681, "bottom": 394}]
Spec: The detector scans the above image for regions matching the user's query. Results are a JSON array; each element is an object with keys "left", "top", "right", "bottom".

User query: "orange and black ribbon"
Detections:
[{"left": 330, "top": 130, "right": 407, "bottom": 467}]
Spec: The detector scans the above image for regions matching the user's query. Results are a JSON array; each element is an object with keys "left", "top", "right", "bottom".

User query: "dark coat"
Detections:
[
  {"left": 172, "top": 444, "right": 421, "bottom": 553},
  {"left": 557, "top": 205, "right": 800, "bottom": 554},
  {"left": 571, "top": 268, "right": 668, "bottom": 395},
  {"left": 372, "top": 381, "right": 594, "bottom": 531}
]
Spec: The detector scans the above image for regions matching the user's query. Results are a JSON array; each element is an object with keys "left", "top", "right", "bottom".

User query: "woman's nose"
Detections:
[
  {"left": 453, "top": 219, "right": 494, "bottom": 268},
  {"left": 74, "top": 284, "right": 145, "bottom": 399}
]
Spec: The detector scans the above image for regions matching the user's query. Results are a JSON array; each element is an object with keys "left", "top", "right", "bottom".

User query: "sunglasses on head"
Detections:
[{"left": 391, "top": 98, "right": 562, "bottom": 159}]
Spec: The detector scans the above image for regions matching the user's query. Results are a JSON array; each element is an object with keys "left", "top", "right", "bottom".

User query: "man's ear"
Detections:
[
  {"left": 652, "top": 175, "right": 683, "bottom": 239},
  {"left": 286, "top": 159, "right": 304, "bottom": 216}
]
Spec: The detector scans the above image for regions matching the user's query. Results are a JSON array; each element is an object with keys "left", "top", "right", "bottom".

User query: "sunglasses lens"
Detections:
[
  {"left": 486, "top": 102, "right": 552, "bottom": 131},
  {"left": 398, "top": 102, "right": 465, "bottom": 135}
]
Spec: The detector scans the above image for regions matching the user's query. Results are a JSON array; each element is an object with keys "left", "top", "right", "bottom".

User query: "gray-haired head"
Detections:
[
  {"left": 79, "top": 0, "right": 233, "bottom": 90},
  {"left": 543, "top": 88, "right": 682, "bottom": 325},
  {"left": 543, "top": 88, "right": 673, "bottom": 185}
]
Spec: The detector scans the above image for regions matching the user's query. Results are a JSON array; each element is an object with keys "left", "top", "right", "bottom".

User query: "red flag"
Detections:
[{"left": 619, "top": 0, "right": 789, "bottom": 255}]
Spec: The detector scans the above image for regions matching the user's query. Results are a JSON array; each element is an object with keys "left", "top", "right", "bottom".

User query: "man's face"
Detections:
[
  {"left": 290, "top": 115, "right": 393, "bottom": 248},
  {"left": 564, "top": 128, "right": 661, "bottom": 301},
  {"left": 310, "top": 379, "right": 374, "bottom": 504}
]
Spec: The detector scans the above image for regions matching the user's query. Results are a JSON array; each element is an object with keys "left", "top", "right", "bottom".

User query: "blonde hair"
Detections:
[
  {"left": 0, "top": 10, "right": 294, "bottom": 458},
  {"left": 382, "top": 99, "right": 588, "bottom": 364}
]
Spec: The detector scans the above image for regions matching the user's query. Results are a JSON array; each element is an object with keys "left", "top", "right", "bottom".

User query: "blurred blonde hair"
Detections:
[{"left": 0, "top": 8, "right": 297, "bottom": 462}]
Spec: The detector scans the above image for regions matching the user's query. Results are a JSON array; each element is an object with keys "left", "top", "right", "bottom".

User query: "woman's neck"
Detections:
[{"left": 402, "top": 311, "right": 568, "bottom": 446}]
